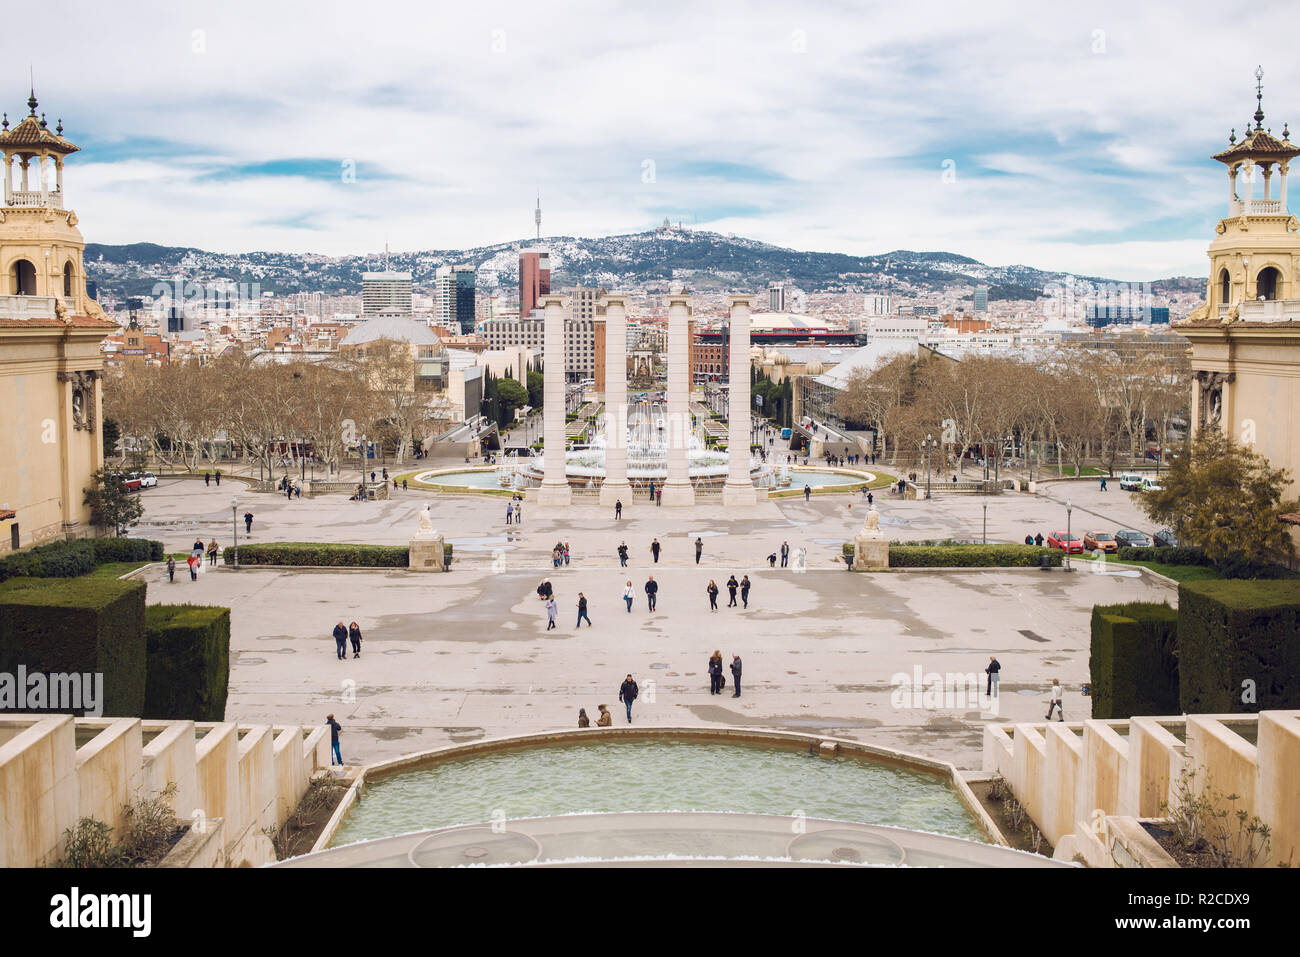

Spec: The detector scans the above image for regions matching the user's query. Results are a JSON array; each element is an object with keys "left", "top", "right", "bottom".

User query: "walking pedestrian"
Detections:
[
  {"left": 726, "top": 575, "right": 738, "bottom": 608},
  {"left": 780, "top": 541, "right": 790, "bottom": 568},
  {"left": 506, "top": 502, "right": 514, "bottom": 525},
  {"left": 867, "top": 491, "right": 874, "bottom": 507},
  {"left": 326, "top": 714, "right": 343, "bottom": 766},
  {"left": 215, "top": 469, "right": 221, "bottom": 486},
  {"left": 348, "top": 621, "right": 363, "bottom": 658},
  {"left": 552, "top": 545, "right": 562, "bottom": 568},
  {"left": 644, "top": 575, "right": 658, "bottom": 612},
  {"left": 244, "top": 512, "right": 253, "bottom": 534},
  {"left": 576, "top": 592, "right": 592, "bottom": 628},
  {"left": 204, "top": 471, "right": 211, "bottom": 487},
  {"left": 1046, "top": 678, "right": 1064, "bottom": 721},
  {"left": 563, "top": 542, "right": 571, "bottom": 566},
  {"left": 650, "top": 539, "right": 661, "bottom": 564},
  {"left": 1034, "top": 532, "right": 1044, "bottom": 547},
  {"left": 1100, "top": 476, "right": 1108, "bottom": 492},
  {"left": 332, "top": 621, "right": 347, "bottom": 660},
  {"left": 166, "top": 556, "right": 176, "bottom": 583},
  {"left": 804, "top": 484, "right": 811, "bottom": 501},
  {"left": 708, "top": 651, "right": 723, "bottom": 694},
  {"left": 596, "top": 704, "right": 613, "bottom": 727},
  {"left": 695, "top": 537, "right": 703, "bottom": 564},
  {"left": 206, "top": 538, "right": 219, "bottom": 567},
  {"left": 187, "top": 554, "right": 199, "bottom": 581},
  {"left": 647, "top": 480, "right": 655, "bottom": 502},
  {"left": 656, "top": 487, "right": 662, "bottom": 507},
  {"left": 618, "top": 541, "right": 629, "bottom": 567},
  {"left": 546, "top": 597, "right": 558, "bottom": 630},
  {"left": 707, "top": 579, "right": 719, "bottom": 611},
  {"left": 1024, "top": 534, "right": 1034, "bottom": 545},
  {"left": 623, "top": 580, "right": 634, "bottom": 613},
  {"left": 986, "top": 657, "right": 1001, "bottom": 696},
  {"left": 740, "top": 575, "right": 750, "bottom": 608},
  {"left": 730, "top": 654, "right": 743, "bottom": 697},
  {"left": 619, "top": 674, "right": 639, "bottom": 723},
  {"left": 615, "top": 499, "right": 623, "bottom": 520},
  {"left": 402, "top": 479, "right": 408, "bottom": 491}
]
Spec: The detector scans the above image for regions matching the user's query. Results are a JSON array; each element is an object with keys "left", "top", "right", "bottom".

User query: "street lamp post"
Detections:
[
  {"left": 230, "top": 496, "right": 239, "bottom": 568},
  {"left": 983, "top": 496, "right": 988, "bottom": 545},
  {"left": 923, "top": 434, "right": 935, "bottom": 500},
  {"left": 1065, "top": 498, "right": 1074, "bottom": 573}
]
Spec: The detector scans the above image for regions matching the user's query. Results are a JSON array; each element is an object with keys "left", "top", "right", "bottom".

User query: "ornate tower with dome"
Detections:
[
  {"left": 1176, "top": 68, "right": 1300, "bottom": 549},
  {"left": 0, "top": 90, "right": 116, "bottom": 552}
]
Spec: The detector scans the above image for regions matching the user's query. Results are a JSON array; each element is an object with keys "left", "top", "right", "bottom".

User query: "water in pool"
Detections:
[{"left": 331, "top": 740, "right": 985, "bottom": 846}]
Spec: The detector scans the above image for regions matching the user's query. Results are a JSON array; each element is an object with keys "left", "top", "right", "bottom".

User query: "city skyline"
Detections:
[{"left": 2, "top": 1, "right": 1297, "bottom": 280}]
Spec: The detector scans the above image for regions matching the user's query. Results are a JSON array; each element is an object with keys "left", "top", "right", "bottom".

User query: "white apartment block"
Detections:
[
  {"left": 481, "top": 316, "right": 596, "bottom": 380},
  {"left": 362, "top": 271, "right": 413, "bottom": 318}
]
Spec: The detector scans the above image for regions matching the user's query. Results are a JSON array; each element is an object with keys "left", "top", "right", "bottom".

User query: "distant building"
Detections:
[
  {"left": 768, "top": 282, "right": 787, "bottom": 312},
  {"left": 973, "top": 286, "right": 989, "bottom": 312},
  {"left": 1085, "top": 304, "right": 1170, "bottom": 327},
  {"left": 518, "top": 249, "right": 550, "bottom": 318},
  {"left": 362, "top": 271, "right": 413, "bottom": 318},
  {"left": 866, "top": 294, "right": 891, "bottom": 316},
  {"left": 482, "top": 314, "right": 595, "bottom": 381}
]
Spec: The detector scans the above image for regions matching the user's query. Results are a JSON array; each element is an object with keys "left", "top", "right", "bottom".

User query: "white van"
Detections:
[{"left": 1118, "top": 473, "right": 1145, "bottom": 491}]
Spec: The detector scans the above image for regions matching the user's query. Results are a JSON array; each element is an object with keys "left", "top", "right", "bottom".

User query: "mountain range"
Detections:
[{"left": 82, "top": 228, "right": 1203, "bottom": 303}]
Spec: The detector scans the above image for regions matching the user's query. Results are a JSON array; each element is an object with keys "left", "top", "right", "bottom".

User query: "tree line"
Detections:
[{"left": 833, "top": 347, "right": 1190, "bottom": 476}]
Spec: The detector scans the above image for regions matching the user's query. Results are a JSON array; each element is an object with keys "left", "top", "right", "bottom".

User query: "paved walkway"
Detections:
[{"left": 133, "top": 477, "right": 1175, "bottom": 769}]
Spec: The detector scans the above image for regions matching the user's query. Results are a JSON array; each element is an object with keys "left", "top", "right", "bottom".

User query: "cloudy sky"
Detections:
[{"left": 5, "top": 0, "right": 1297, "bottom": 278}]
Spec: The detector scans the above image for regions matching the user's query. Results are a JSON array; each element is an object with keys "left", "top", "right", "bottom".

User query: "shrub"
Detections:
[
  {"left": 1088, "top": 602, "right": 1179, "bottom": 719},
  {"left": 224, "top": 543, "right": 410, "bottom": 567},
  {"left": 887, "top": 545, "right": 1062, "bottom": 568},
  {"left": 0, "top": 538, "right": 164, "bottom": 582},
  {"left": 144, "top": 605, "right": 230, "bottom": 722},
  {"left": 1117, "top": 545, "right": 1211, "bottom": 566},
  {"left": 1177, "top": 580, "right": 1300, "bottom": 713},
  {"left": 0, "top": 577, "right": 147, "bottom": 717}
]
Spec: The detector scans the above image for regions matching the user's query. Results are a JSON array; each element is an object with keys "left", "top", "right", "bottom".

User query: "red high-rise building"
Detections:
[{"left": 519, "top": 249, "right": 550, "bottom": 318}]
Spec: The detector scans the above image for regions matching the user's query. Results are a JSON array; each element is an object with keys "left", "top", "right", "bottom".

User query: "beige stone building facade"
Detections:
[
  {"left": 0, "top": 93, "right": 115, "bottom": 552},
  {"left": 1177, "top": 78, "right": 1300, "bottom": 550}
]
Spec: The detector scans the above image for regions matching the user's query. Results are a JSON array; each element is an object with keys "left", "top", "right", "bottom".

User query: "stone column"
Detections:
[
  {"left": 661, "top": 293, "right": 695, "bottom": 506},
  {"left": 723, "top": 295, "right": 757, "bottom": 506},
  {"left": 599, "top": 294, "right": 631, "bottom": 506},
  {"left": 537, "top": 294, "right": 571, "bottom": 505}
]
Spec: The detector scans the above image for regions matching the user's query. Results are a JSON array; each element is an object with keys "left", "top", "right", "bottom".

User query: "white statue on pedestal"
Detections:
[
  {"left": 417, "top": 503, "right": 436, "bottom": 536},
  {"left": 861, "top": 506, "right": 882, "bottom": 539}
]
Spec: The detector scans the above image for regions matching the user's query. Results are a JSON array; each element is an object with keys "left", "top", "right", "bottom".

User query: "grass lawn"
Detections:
[
  {"left": 1076, "top": 553, "right": 1222, "bottom": 582},
  {"left": 84, "top": 553, "right": 195, "bottom": 579}
]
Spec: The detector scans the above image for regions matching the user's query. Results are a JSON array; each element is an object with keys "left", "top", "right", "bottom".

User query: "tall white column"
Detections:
[
  {"left": 661, "top": 293, "right": 695, "bottom": 506},
  {"left": 537, "top": 294, "right": 571, "bottom": 505},
  {"left": 599, "top": 294, "right": 631, "bottom": 505},
  {"left": 723, "top": 295, "right": 757, "bottom": 506},
  {"left": 1281, "top": 162, "right": 1290, "bottom": 214}
]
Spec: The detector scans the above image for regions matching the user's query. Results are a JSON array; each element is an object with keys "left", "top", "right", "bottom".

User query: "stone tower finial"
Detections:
[
  {"left": 27, "top": 88, "right": 37, "bottom": 116},
  {"left": 1253, "top": 65, "right": 1265, "bottom": 130}
]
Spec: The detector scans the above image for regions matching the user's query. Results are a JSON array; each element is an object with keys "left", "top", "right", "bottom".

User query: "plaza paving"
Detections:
[{"left": 133, "top": 476, "right": 1173, "bottom": 769}]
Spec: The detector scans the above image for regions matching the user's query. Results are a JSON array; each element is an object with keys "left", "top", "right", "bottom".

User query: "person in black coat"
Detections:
[
  {"left": 726, "top": 575, "right": 739, "bottom": 607},
  {"left": 348, "top": 621, "right": 362, "bottom": 658},
  {"left": 706, "top": 580, "right": 719, "bottom": 611},
  {"left": 332, "top": 622, "right": 347, "bottom": 660},
  {"left": 644, "top": 576, "right": 658, "bottom": 612},
  {"left": 617, "top": 542, "right": 629, "bottom": 567},
  {"left": 708, "top": 652, "right": 723, "bottom": 694},
  {"left": 619, "top": 674, "right": 639, "bottom": 723},
  {"left": 730, "top": 655, "right": 743, "bottom": 698},
  {"left": 739, "top": 575, "right": 751, "bottom": 608}
]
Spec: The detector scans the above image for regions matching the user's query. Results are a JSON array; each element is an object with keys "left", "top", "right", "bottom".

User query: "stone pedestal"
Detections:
[
  {"left": 853, "top": 535, "right": 888, "bottom": 570},
  {"left": 409, "top": 533, "right": 447, "bottom": 572}
]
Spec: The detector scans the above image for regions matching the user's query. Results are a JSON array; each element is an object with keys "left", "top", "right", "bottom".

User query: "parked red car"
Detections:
[{"left": 1047, "top": 530, "right": 1083, "bottom": 554}]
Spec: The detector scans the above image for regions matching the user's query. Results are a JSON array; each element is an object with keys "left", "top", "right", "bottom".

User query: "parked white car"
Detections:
[
  {"left": 1118, "top": 472, "right": 1145, "bottom": 491},
  {"left": 128, "top": 471, "right": 158, "bottom": 489},
  {"left": 1139, "top": 477, "right": 1164, "bottom": 493}
]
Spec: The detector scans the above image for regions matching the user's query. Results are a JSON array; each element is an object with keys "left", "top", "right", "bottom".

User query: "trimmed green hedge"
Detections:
[
  {"left": 1177, "top": 580, "right": 1300, "bottom": 714},
  {"left": 0, "top": 577, "right": 147, "bottom": 717},
  {"left": 887, "top": 545, "right": 1062, "bottom": 568},
  {"left": 0, "top": 538, "right": 164, "bottom": 582},
  {"left": 1117, "top": 545, "right": 1210, "bottom": 566},
  {"left": 1116, "top": 546, "right": 1294, "bottom": 579},
  {"left": 1088, "top": 602, "right": 1179, "bottom": 719},
  {"left": 144, "top": 605, "right": 230, "bottom": 722},
  {"left": 223, "top": 542, "right": 454, "bottom": 567}
]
